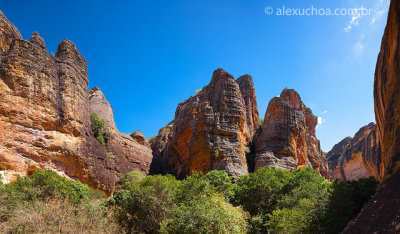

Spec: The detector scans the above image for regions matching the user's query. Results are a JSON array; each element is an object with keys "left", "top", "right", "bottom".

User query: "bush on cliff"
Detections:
[{"left": 90, "top": 112, "right": 111, "bottom": 146}]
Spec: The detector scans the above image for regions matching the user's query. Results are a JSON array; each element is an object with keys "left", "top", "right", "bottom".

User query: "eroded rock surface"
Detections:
[
  {"left": 255, "top": 89, "right": 328, "bottom": 177},
  {"left": 89, "top": 87, "right": 153, "bottom": 176},
  {"left": 326, "top": 137, "right": 352, "bottom": 180},
  {"left": 0, "top": 12, "right": 151, "bottom": 195},
  {"left": 151, "top": 69, "right": 254, "bottom": 178},
  {"left": 236, "top": 75, "right": 261, "bottom": 140},
  {"left": 343, "top": 1, "right": 400, "bottom": 232},
  {"left": 327, "top": 123, "right": 381, "bottom": 181}
]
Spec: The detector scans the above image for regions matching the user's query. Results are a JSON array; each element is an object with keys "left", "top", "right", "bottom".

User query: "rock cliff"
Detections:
[
  {"left": 236, "top": 75, "right": 261, "bottom": 140},
  {"left": 151, "top": 69, "right": 261, "bottom": 178},
  {"left": 255, "top": 88, "right": 328, "bottom": 177},
  {"left": 327, "top": 123, "right": 381, "bottom": 181},
  {"left": 0, "top": 11, "right": 151, "bottom": 195},
  {"left": 343, "top": 0, "right": 400, "bottom": 232},
  {"left": 89, "top": 87, "right": 153, "bottom": 176}
]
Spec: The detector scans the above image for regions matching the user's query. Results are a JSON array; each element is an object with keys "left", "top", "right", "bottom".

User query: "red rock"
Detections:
[
  {"left": 255, "top": 88, "right": 328, "bottom": 177},
  {"left": 0, "top": 12, "right": 151, "bottom": 195},
  {"left": 151, "top": 69, "right": 251, "bottom": 178},
  {"left": 343, "top": 1, "right": 400, "bottom": 232},
  {"left": 236, "top": 75, "right": 261, "bottom": 140},
  {"left": 327, "top": 123, "right": 381, "bottom": 181}
]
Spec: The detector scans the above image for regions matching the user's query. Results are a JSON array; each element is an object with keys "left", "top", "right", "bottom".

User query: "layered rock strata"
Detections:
[
  {"left": 327, "top": 123, "right": 381, "bottom": 181},
  {"left": 343, "top": 1, "right": 400, "bottom": 232},
  {"left": 0, "top": 11, "right": 152, "bottom": 195},
  {"left": 151, "top": 69, "right": 261, "bottom": 178},
  {"left": 255, "top": 88, "right": 328, "bottom": 177}
]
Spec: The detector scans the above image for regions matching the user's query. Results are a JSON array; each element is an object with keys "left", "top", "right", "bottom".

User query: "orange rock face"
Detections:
[
  {"left": 255, "top": 89, "right": 328, "bottom": 177},
  {"left": 374, "top": 0, "right": 400, "bottom": 181},
  {"left": 343, "top": 1, "right": 400, "bottom": 232},
  {"left": 151, "top": 69, "right": 261, "bottom": 178},
  {"left": 89, "top": 88, "right": 153, "bottom": 176},
  {"left": 0, "top": 12, "right": 151, "bottom": 195},
  {"left": 327, "top": 123, "right": 381, "bottom": 181},
  {"left": 236, "top": 75, "right": 261, "bottom": 141}
]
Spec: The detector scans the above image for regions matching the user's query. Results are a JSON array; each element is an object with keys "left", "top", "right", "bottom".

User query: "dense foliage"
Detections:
[
  {"left": 0, "top": 170, "right": 118, "bottom": 233},
  {"left": 0, "top": 168, "right": 377, "bottom": 233}
]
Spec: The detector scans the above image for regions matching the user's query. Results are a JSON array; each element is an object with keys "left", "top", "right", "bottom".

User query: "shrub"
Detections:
[
  {"left": 320, "top": 177, "right": 378, "bottom": 233},
  {"left": 107, "top": 152, "right": 115, "bottom": 159},
  {"left": 0, "top": 198, "right": 119, "bottom": 233},
  {"left": 234, "top": 167, "right": 292, "bottom": 216},
  {"left": 0, "top": 170, "right": 89, "bottom": 204},
  {"left": 161, "top": 195, "right": 248, "bottom": 234},
  {"left": 214, "top": 149, "right": 220, "bottom": 159},
  {"left": 90, "top": 112, "right": 111, "bottom": 147},
  {"left": 234, "top": 167, "right": 332, "bottom": 233},
  {"left": 110, "top": 174, "right": 180, "bottom": 233}
]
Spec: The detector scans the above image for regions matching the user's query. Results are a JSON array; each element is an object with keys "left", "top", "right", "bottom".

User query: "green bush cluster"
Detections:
[
  {"left": 0, "top": 170, "right": 118, "bottom": 233},
  {"left": 233, "top": 167, "right": 377, "bottom": 233},
  {"left": 0, "top": 168, "right": 377, "bottom": 233},
  {"left": 108, "top": 170, "right": 247, "bottom": 233},
  {"left": 90, "top": 112, "right": 111, "bottom": 147}
]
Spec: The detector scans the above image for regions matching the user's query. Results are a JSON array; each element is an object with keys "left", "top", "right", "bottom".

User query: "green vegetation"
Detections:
[
  {"left": 0, "top": 170, "right": 118, "bottom": 233},
  {"left": 90, "top": 112, "right": 111, "bottom": 147},
  {"left": 108, "top": 152, "right": 115, "bottom": 159},
  {"left": 0, "top": 168, "right": 377, "bottom": 233},
  {"left": 214, "top": 149, "right": 220, "bottom": 159}
]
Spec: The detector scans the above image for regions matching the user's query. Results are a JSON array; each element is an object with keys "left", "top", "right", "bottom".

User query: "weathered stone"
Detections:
[
  {"left": 0, "top": 13, "right": 151, "bottom": 195},
  {"left": 343, "top": 1, "right": 400, "bottom": 232},
  {"left": 130, "top": 130, "right": 151, "bottom": 148},
  {"left": 29, "top": 32, "right": 46, "bottom": 51},
  {"left": 236, "top": 75, "right": 261, "bottom": 139},
  {"left": 327, "top": 123, "right": 381, "bottom": 181},
  {"left": 89, "top": 87, "right": 117, "bottom": 131},
  {"left": 326, "top": 137, "right": 352, "bottom": 180},
  {"left": 152, "top": 68, "right": 249, "bottom": 178},
  {"left": 0, "top": 10, "right": 22, "bottom": 53},
  {"left": 89, "top": 87, "right": 153, "bottom": 177},
  {"left": 255, "top": 88, "right": 328, "bottom": 177}
]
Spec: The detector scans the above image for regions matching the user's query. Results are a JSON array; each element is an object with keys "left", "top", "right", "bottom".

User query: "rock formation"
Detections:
[
  {"left": 255, "top": 88, "right": 328, "bottom": 177},
  {"left": 326, "top": 137, "right": 352, "bottom": 179},
  {"left": 130, "top": 131, "right": 151, "bottom": 148},
  {"left": 327, "top": 123, "right": 381, "bottom": 181},
  {"left": 0, "top": 11, "right": 151, "bottom": 195},
  {"left": 236, "top": 75, "right": 261, "bottom": 140},
  {"left": 89, "top": 87, "right": 153, "bottom": 176},
  {"left": 151, "top": 69, "right": 261, "bottom": 178},
  {"left": 343, "top": 1, "right": 400, "bottom": 232}
]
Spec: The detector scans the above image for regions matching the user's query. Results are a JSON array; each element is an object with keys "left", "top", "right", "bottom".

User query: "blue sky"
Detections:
[{"left": 2, "top": 0, "right": 389, "bottom": 151}]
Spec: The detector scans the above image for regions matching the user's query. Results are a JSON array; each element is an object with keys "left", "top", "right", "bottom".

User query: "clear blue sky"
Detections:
[{"left": 2, "top": 0, "right": 389, "bottom": 151}]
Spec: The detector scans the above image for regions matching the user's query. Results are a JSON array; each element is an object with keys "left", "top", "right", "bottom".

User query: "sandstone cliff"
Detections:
[
  {"left": 236, "top": 75, "right": 261, "bottom": 140},
  {"left": 327, "top": 123, "right": 381, "bottom": 181},
  {"left": 255, "top": 88, "right": 328, "bottom": 177},
  {"left": 0, "top": 11, "right": 151, "bottom": 195},
  {"left": 89, "top": 87, "right": 153, "bottom": 176},
  {"left": 343, "top": 0, "right": 400, "bottom": 232},
  {"left": 151, "top": 69, "right": 262, "bottom": 178}
]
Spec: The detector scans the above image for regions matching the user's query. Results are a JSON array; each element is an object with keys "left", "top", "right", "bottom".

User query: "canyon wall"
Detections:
[
  {"left": 327, "top": 123, "right": 381, "bottom": 181},
  {"left": 255, "top": 89, "right": 328, "bottom": 177},
  {"left": 0, "top": 11, "right": 151, "bottom": 195},
  {"left": 343, "top": 0, "right": 400, "bottom": 232}
]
